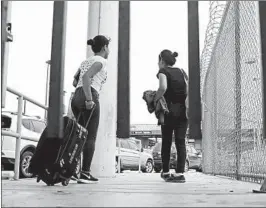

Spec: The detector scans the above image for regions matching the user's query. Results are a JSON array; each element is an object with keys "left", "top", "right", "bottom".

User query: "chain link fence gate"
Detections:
[{"left": 201, "top": 1, "right": 266, "bottom": 184}]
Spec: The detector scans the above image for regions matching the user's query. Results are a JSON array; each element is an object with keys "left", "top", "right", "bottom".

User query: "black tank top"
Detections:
[{"left": 157, "top": 67, "right": 187, "bottom": 104}]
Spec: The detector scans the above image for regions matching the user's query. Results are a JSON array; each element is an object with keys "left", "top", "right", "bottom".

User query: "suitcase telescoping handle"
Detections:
[{"left": 76, "top": 105, "right": 96, "bottom": 129}]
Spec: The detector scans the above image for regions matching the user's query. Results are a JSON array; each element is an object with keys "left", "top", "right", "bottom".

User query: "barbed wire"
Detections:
[{"left": 200, "top": 1, "right": 227, "bottom": 97}]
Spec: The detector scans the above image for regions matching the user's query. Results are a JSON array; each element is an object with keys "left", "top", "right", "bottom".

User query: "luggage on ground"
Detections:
[{"left": 29, "top": 108, "right": 94, "bottom": 186}]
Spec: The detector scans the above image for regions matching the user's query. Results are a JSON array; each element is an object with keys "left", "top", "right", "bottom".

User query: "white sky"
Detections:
[{"left": 3, "top": 1, "right": 210, "bottom": 125}]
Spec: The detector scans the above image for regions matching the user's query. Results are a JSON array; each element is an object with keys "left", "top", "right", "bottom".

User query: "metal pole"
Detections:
[
  {"left": 212, "top": 55, "right": 218, "bottom": 174},
  {"left": 117, "top": 1, "right": 130, "bottom": 138},
  {"left": 187, "top": 1, "right": 202, "bottom": 141},
  {"left": 14, "top": 96, "right": 24, "bottom": 180},
  {"left": 63, "top": 90, "right": 67, "bottom": 115},
  {"left": 118, "top": 138, "right": 121, "bottom": 173},
  {"left": 1, "top": 1, "right": 12, "bottom": 108},
  {"left": 138, "top": 140, "right": 141, "bottom": 173},
  {"left": 47, "top": 2, "right": 67, "bottom": 139},
  {"left": 234, "top": 1, "right": 241, "bottom": 181},
  {"left": 23, "top": 100, "right": 26, "bottom": 115},
  {"left": 44, "top": 60, "right": 51, "bottom": 120}
]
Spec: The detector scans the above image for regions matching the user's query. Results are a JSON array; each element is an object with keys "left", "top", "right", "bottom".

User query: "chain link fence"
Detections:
[{"left": 202, "top": 1, "right": 266, "bottom": 184}]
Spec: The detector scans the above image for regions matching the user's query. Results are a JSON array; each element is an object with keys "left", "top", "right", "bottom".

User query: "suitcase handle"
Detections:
[{"left": 76, "top": 105, "right": 95, "bottom": 129}]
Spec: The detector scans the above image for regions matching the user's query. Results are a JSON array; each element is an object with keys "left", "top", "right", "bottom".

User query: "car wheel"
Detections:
[
  {"left": 196, "top": 164, "right": 202, "bottom": 172},
  {"left": 184, "top": 160, "right": 189, "bottom": 172},
  {"left": 144, "top": 160, "right": 153, "bottom": 173},
  {"left": 154, "top": 167, "right": 161, "bottom": 173},
  {"left": 115, "top": 160, "right": 118, "bottom": 173},
  {"left": 20, "top": 151, "right": 34, "bottom": 178}
]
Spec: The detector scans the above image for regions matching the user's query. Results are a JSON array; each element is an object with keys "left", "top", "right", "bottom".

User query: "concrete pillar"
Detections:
[
  {"left": 86, "top": 1, "right": 100, "bottom": 58},
  {"left": 87, "top": 1, "right": 119, "bottom": 177},
  {"left": 1, "top": 1, "right": 12, "bottom": 108}
]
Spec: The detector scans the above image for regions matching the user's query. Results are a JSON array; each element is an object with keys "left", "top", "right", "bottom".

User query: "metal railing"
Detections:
[
  {"left": 201, "top": 1, "right": 266, "bottom": 184},
  {"left": 1, "top": 86, "right": 48, "bottom": 180}
]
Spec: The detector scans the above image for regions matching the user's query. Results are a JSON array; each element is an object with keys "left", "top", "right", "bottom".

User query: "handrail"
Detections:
[
  {"left": 7, "top": 87, "right": 48, "bottom": 110},
  {"left": 2, "top": 86, "right": 48, "bottom": 180},
  {"left": 1, "top": 130, "right": 39, "bottom": 142}
]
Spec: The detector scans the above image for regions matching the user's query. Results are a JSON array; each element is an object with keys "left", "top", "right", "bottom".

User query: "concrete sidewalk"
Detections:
[{"left": 2, "top": 171, "right": 266, "bottom": 207}]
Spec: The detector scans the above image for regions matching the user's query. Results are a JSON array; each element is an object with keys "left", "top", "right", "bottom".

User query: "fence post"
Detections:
[
  {"left": 234, "top": 1, "right": 241, "bottom": 181},
  {"left": 212, "top": 55, "right": 218, "bottom": 175},
  {"left": 14, "top": 96, "right": 24, "bottom": 180},
  {"left": 252, "top": 0, "right": 266, "bottom": 194}
]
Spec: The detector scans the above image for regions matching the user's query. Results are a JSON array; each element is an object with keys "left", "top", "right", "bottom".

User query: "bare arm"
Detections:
[
  {"left": 82, "top": 62, "right": 103, "bottom": 101},
  {"left": 154, "top": 73, "right": 167, "bottom": 103}
]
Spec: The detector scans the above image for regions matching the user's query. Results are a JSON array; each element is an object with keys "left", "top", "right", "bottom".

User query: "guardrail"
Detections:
[
  {"left": 1, "top": 86, "right": 48, "bottom": 180},
  {"left": 1, "top": 130, "right": 39, "bottom": 142}
]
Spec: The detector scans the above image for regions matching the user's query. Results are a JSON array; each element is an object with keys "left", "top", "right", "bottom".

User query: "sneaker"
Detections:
[
  {"left": 71, "top": 173, "right": 79, "bottom": 181},
  {"left": 77, "top": 171, "right": 98, "bottom": 184},
  {"left": 161, "top": 172, "right": 172, "bottom": 182},
  {"left": 171, "top": 173, "right": 186, "bottom": 183}
]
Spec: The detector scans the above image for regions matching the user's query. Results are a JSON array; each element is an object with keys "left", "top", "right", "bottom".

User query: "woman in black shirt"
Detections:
[{"left": 154, "top": 49, "right": 188, "bottom": 183}]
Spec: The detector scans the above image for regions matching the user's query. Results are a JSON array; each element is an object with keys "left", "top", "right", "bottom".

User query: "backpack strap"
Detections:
[
  {"left": 180, "top": 68, "right": 189, "bottom": 110},
  {"left": 179, "top": 68, "right": 188, "bottom": 92}
]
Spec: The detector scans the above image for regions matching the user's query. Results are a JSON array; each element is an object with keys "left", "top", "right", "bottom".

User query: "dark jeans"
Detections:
[
  {"left": 161, "top": 104, "right": 188, "bottom": 173},
  {"left": 71, "top": 87, "right": 100, "bottom": 172}
]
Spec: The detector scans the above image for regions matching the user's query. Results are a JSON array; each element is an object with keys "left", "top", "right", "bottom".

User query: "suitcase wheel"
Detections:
[
  {"left": 62, "top": 179, "right": 70, "bottom": 186},
  {"left": 36, "top": 176, "right": 41, "bottom": 183}
]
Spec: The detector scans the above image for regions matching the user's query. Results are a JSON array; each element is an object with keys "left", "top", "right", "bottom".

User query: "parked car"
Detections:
[
  {"left": 186, "top": 144, "right": 202, "bottom": 171},
  {"left": 152, "top": 141, "right": 202, "bottom": 173},
  {"left": 115, "top": 138, "right": 154, "bottom": 173},
  {"left": 1, "top": 111, "right": 46, "bottom": 178},
  {"left": 143, "top": 148, "right": 153, "bottom": 155}
]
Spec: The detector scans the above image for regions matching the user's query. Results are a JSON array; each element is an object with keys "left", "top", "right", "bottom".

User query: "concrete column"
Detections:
[
  {"left": 87, "top": 1, "right": 119, "bottom": 177},
  {"left": 1, "top": 1, "right": 12, "bottom": 108},
  {"left": 86, "top": 1, "right": 101, "bottom": 58}
]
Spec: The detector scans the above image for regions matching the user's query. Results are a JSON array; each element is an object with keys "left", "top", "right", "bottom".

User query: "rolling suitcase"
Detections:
[{"left": 29, "top": 107, "right": 94, "bottom": 186}]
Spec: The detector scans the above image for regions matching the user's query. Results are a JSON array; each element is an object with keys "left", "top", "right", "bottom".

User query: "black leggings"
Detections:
[
  {"left": 71, "top": 87, "right": 100, "bottom": 172},
  {"left": 161, "top": 108, "right": 188, "bottom": 173}
]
